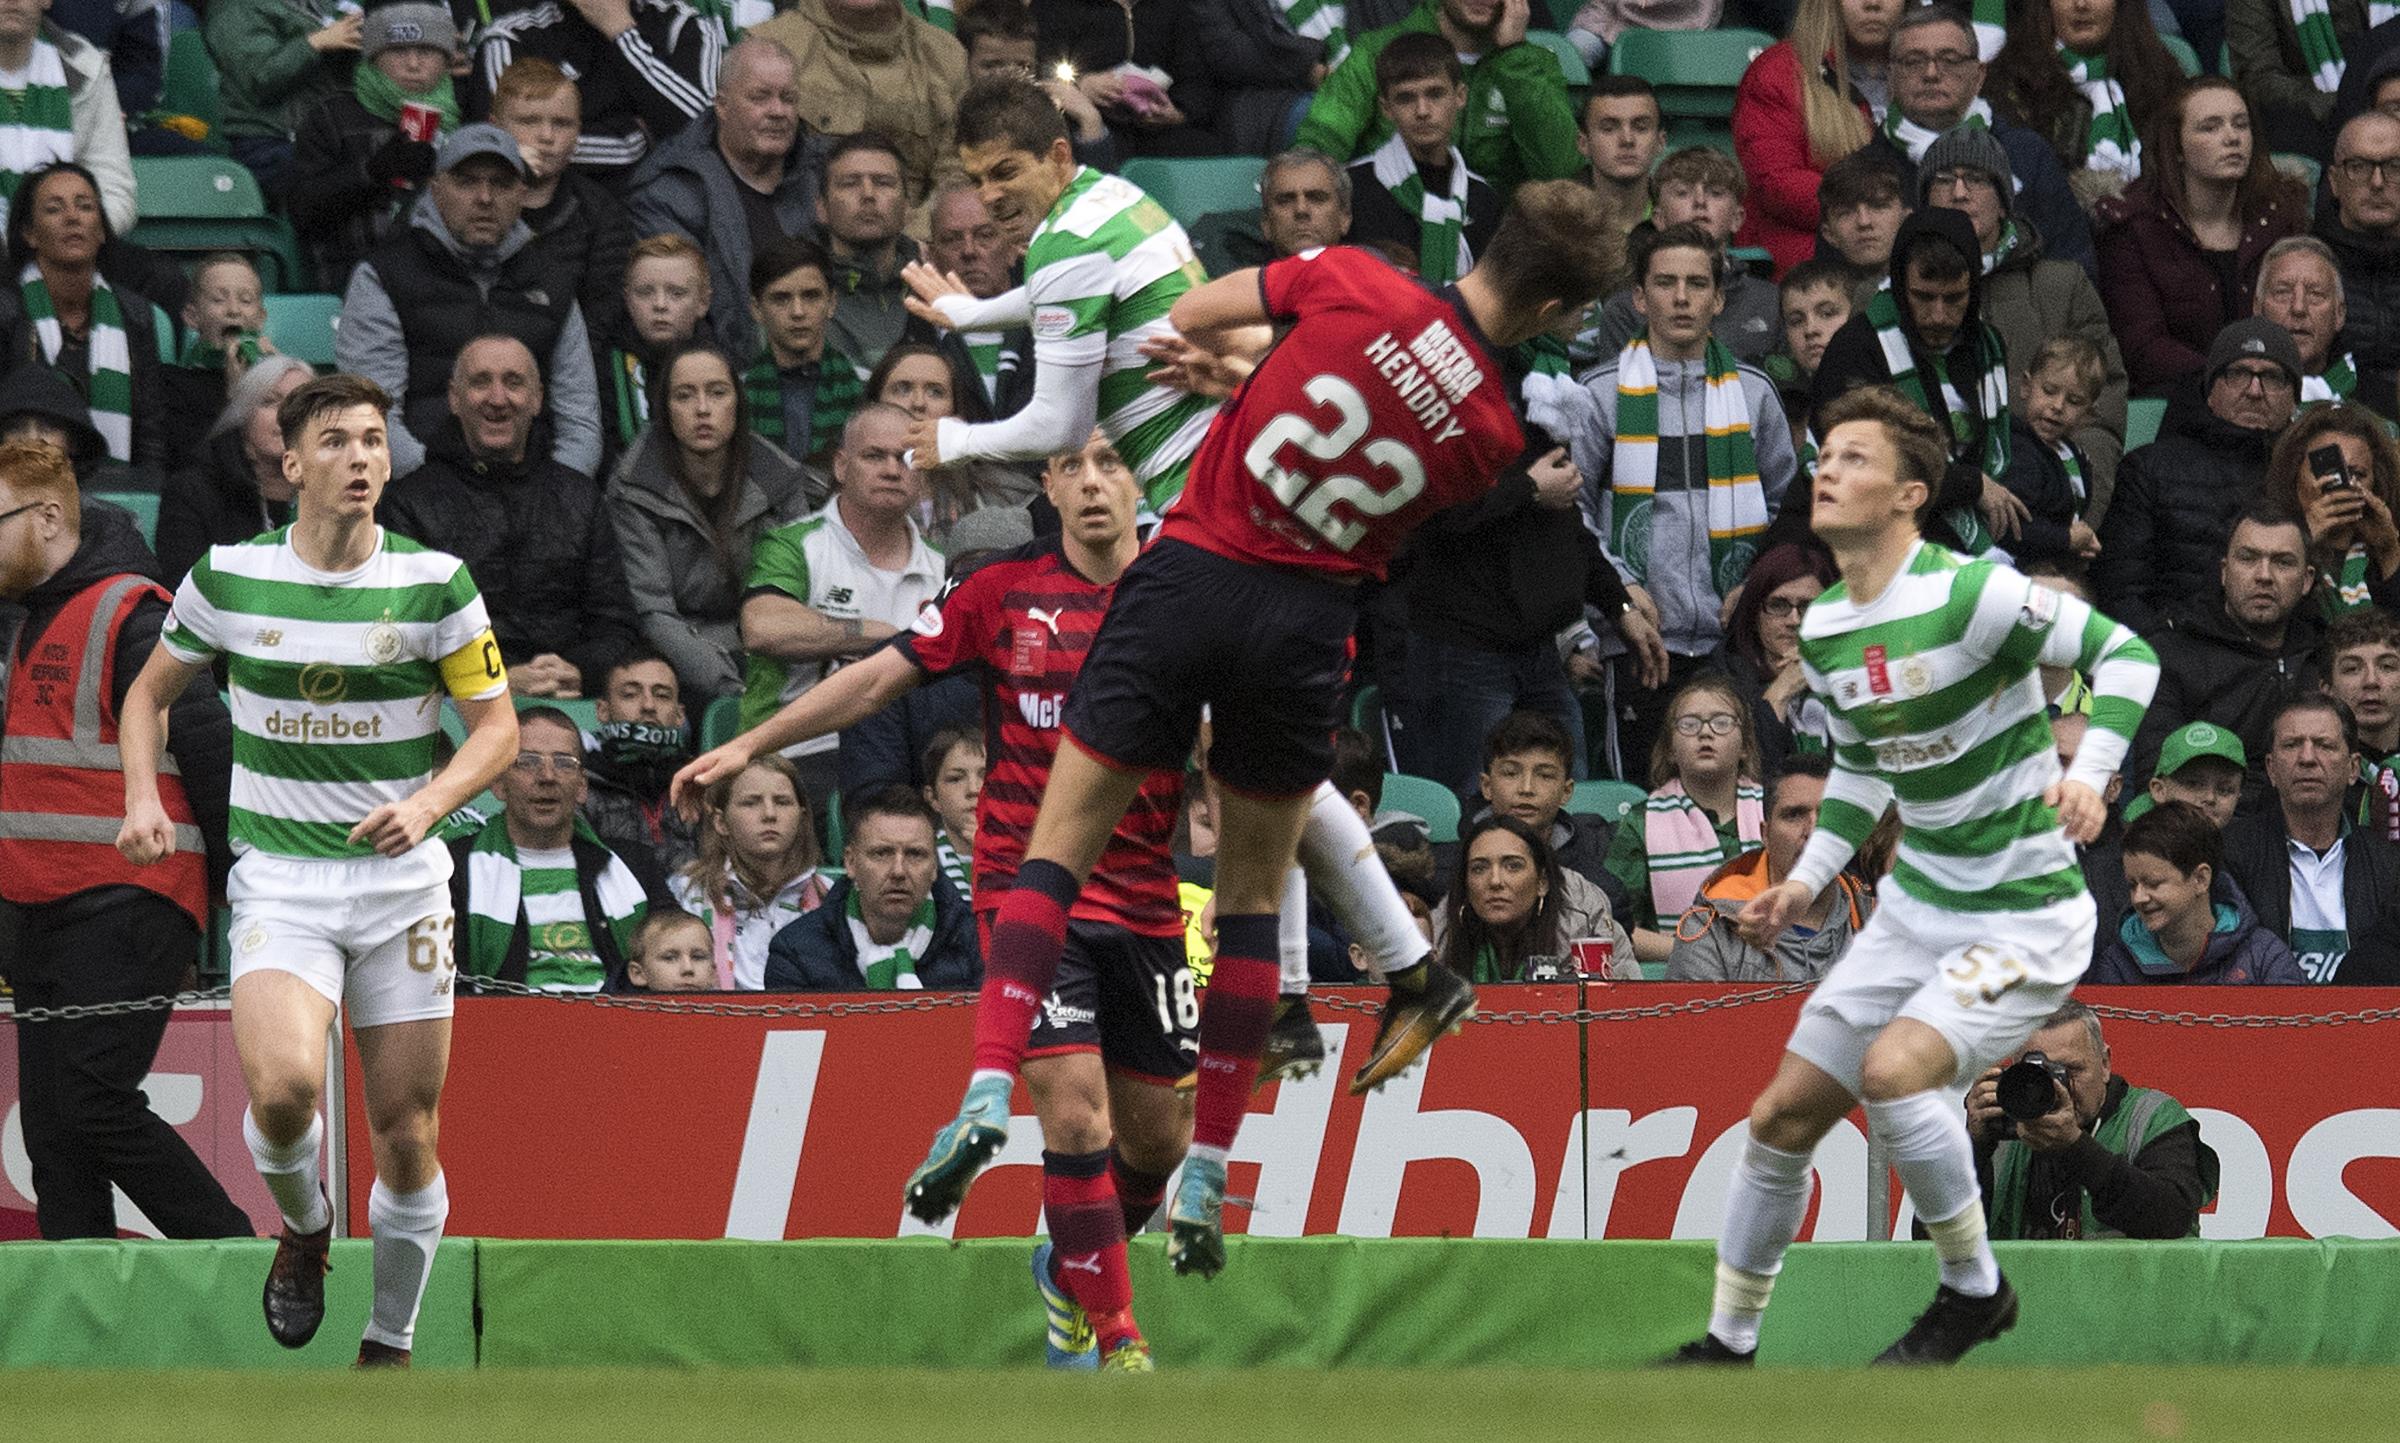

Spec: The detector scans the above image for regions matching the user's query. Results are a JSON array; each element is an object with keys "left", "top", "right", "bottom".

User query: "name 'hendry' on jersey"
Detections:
[{"left": 1797, "top": 542, "right": 2158, "bottom": 914}]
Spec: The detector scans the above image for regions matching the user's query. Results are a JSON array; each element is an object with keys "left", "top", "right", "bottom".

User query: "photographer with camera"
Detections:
[{"left": 1968, "top": 1001, "right": 2220, "bottom": 1240}]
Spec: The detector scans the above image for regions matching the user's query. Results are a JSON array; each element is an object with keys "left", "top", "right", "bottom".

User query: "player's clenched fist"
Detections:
[
  {"left": 671, "top": 740, "right": 757, "bottom": 818},
  {"left": 116, "top": 798, "right": 176, "bottom": 866},
  {"left": 1736, "top": 878, "right": 1812, "bottom": 949}
]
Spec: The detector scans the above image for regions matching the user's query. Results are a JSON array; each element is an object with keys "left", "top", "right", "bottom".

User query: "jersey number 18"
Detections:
[{"left": 1244, "top": 374, "right": 1428, "bottom": 552}]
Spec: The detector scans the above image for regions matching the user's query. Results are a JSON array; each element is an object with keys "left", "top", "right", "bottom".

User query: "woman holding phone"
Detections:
[{"left": 2263, "top": 401, "right": 2400, "bottom": 618}]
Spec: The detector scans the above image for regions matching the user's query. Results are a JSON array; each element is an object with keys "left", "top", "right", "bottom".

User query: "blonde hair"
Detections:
[
  {"left": 1789, "top": 0, "right": 1876, "bottom": 169},
  {"left": 678, "top": 756, "right": 822, "bottom": 915}
]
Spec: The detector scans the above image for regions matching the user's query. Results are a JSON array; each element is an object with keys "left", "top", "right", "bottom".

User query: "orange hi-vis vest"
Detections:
[{"left": 0, "top": 573, "right": 206, "bottom": 926}]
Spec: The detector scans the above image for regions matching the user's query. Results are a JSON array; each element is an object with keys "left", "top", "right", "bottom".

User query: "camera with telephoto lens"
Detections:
[{"left": 1993, "top": 1050, "right": 2068, "bottom": 1138}]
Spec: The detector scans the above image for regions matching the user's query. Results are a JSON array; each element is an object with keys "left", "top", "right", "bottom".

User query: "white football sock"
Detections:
[
  {"left": 1709, "top": 1135, "right": 1815, "bottom": 1352},
  {"left": 1866, "top": 1091, "right": 1999, "bottom": 1297},
  {"left": 243, "top": 1107, "right": 330, "bottom": 1235},
  {"left": 363, "top": 1173, "right": 450, "bottom": 1351},
  {"left": 1298, "top": 781, "right": 1427, "bottom": 982},
  {"left": 1278, "top": 865, "right": 1311, "bottom": 995}
]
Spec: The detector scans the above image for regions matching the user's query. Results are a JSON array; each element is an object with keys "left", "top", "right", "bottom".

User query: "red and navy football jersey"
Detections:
[
  {"left": 1157, "top": 245, "right": 1525, "bottom": 581},
  {"left": 896, "top": 540, "right": 1185, "bottom": 936}
]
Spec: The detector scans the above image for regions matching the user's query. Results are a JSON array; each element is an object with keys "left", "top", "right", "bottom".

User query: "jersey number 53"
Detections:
[{"left": 1244, "top": 374, "right": 1428, "bottom": 552}]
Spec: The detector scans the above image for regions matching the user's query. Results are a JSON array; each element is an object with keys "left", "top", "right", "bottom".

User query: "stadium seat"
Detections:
[
  {"left": 129, "top": 155, "right": 306, "bottom": 289},
  {"left": 1526, "top": 29, "right": 1590, "bottom": 86},
  {"left": 700, "top": 694, "right": 743, "bottom": 750},
  {"left": 1565, "top": 778, "right": 1646, "bottom": 824},
  {"left": 2126, "top": 396, "right": 2166, "bottom": 449},
  {"left": 152, "top": 303, "right": 176, "bottom": 363},
  {"left": 1608, "top": 28, "right": 1774, "bottom": 120},
  {"left": 2161, "top": 33, "right": 2201, "bottom": 77},
  {"left": 263, "top": 292, "right": 342, "bottom": 365},
  {"left": 1120, "top": 156, "right": 1263, "bottom": 230},
  {"left": 2274, "top": 151, "right": 2323, "bottom": 188},
  {"left": 90, "top": 489, "right": 159, "bottom": 546},
  {"left": 1379, "top": 771, "right": 1462, "bottom": 843},
  {"left": 160, "top": 27, "right": 222, "bottom": 137},
  {"left": 824, "top": 787, "right": 844, "bottom": 856}
]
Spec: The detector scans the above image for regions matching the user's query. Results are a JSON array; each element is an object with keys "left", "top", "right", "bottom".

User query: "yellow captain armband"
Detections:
[{"left": 439, "top": 629, "right": 508, "bottom": 702}]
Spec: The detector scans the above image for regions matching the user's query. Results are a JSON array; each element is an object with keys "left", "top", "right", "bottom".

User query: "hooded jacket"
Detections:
[
  {"left": 2092, "top": 393, "right": 2282, "bottom": 637},
  {"left": 1796, "top": 207, "right": 1995, "bottom": 551},
  {"left": 604, "top": 424, "right": 814, "bottom": 701},
  {"left": 157, "top": 425, "right": 292, "bottom": 586},
  {"left": 0, "top": 359, "right": 107, "bottom": 480},
  {"left": 335, "top": 192, "right": 603, "bottom": 479},
  {"left": 762, "top": 871, "right": 981, "bottom": 991},
  {"left": 2131, "top": 597, "right": 2324, "bottom": 804},
  {"left": 1864, "top": 115, "right": 2100, "bottom": 282},
  {"left": 749, "top": 0, "right": 966, "bottom": 219},
  {"left": 2096, "top": 173, "right": 2303, "bottom": 397},
  {"left": 284, "top": 88, "right": 419, "bottom": 289},
  {"left": 1588, "top": 258, "right": 1783, "bottom": 368},
  {"left": 380, "top": 420, "right": 643, "bottom": 689},
  {"left": 2316, "top": 210, "right": 2400, "bottom": 415},
  {"left": 2220, "top": 807, "right": 2400, "bottom": 983},
  {"left": 825, "top": 233, "right": 922, "bottom": 381},
  {"left": 2088, "top": 870, "right": 2306, "bottom": 983},
  {"left": 3, "top": 498, "right": 232, "bottom": 893},
  {"left": 1980, "top": 216, "right": 2130, "bottom": 520},
  {"left": 627, "top": 113, "right": 824, "bottom": 361}
]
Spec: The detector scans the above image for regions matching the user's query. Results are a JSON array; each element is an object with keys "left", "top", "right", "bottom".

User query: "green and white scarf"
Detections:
[
  {"left": 1885, "top": 97, "right": 1994, "bottom": 164},
  {"left": 0, "top": 39, "right": 74, "bottom": 234},
  {"left": 847, "top": 889, "right": 936, "bottom": 989},
  {"left": 936, "top": 833, "right": 971, "bottom": 900},
  {"left": 2304, "top": 353, "right": 2360, "bottom": 402},
  {"left": 1368, "top": 130, "right": 1473, "bottom": 285},
  {"left": 2054, "top": 437, "right": 2088, "bottom": 504},
  {"left": 177, "top": 330, "right": 264, "bottom": 372},
  {"left": 2290, "top": 0, "right": 2400, "bottom": 91},
  {"left": 1608, "top": 334, "right": 1768, "bottom": 592},
  {"left": 22, "top": 261, "right": 129, "bottom": 462},
  {"left": 2325, "top": 541, "right": 2375, "bottom": 614},
  {"left": 1970, "top": 0, "right": 2006, "bottom": 60},
  {"left": 1983, "top": 218, "right": 2028, "bottom": 274},
  {"left": 463, "top": 819, "right": 649, "bottom": 993},
  {"left": 608, "top": 348, "right": 650, "bottom": 446},
  {"left": 1276, "top": 0, "right": 1349, "bottom": 68},
  {"left": 1867, "top": 281, "right": 2007, "bottom": 551},
  {"left": 2060, "top": 46, "right": 2142, "bottom": 182}
]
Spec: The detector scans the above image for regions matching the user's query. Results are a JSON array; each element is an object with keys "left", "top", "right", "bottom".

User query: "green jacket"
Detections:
[
  {"left": 205, "top": 0, "right": 355, "bottom": 142},
  {"left": 1294, "top": 0, "right": 1582, "bottom": 198}
]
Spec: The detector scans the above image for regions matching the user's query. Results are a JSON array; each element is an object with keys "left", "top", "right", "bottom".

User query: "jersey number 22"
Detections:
[{"left": 1244, "top": 374, "right": 1427, "bottom": 552}]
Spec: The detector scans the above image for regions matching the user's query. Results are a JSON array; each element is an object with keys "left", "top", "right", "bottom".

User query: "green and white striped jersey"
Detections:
[
  {"left": 1023, "top": 166, "right": 1218, "bottom": 502},
  {"left": 1785, "top": 542, "right": 2158, "bottom": 914},
  {"left": 159, "top": 527, "right": 506, "bottom": 861}
]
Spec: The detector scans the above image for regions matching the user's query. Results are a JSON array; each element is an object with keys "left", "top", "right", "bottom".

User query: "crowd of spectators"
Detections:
[{"left": 4, "top": 0, "right": 2400, "bottom": 1011}]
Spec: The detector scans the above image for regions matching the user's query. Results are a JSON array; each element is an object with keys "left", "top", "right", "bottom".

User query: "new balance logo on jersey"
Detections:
[
  {"left": 824, "top": 586, "right": 854, "bottom": 610},
  {"left": 1018, "top": 692, "right": 1064, "bottom": 729},
  {"left": 253, "top": 629, "right": 282, "bottom": 647}
]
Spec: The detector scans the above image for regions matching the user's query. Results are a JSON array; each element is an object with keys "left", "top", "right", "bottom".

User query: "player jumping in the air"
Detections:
[
  {"left": 675, "top": 430, "right": 1187, "bottom": 1372},
  {"left": 903, "top": 178, "right": 1624, "bottom": 1278},
  {"left": 1669, "top": 386, "right": 2156, "bottom": 1366},
  {"left": 117, "top": 375, "right": 518, "bottom": 1368}
]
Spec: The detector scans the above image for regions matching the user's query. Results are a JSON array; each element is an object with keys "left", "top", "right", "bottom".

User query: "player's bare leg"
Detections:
[
  {"left": 234, "top": 972, "right": 338, "bottom": 1349},
  {"left": 906, "top": 743, "right": 1148, "bottom": 1224},
  {"left": 351, "top": 1012, "right": 452, "bottom": 1369},
  {"left": 1167, "top": 783, "right": 1313, "bottom": 1278},
  {"left": 1859, "top": 1019, "right": 2016, "bottom": 1365}
]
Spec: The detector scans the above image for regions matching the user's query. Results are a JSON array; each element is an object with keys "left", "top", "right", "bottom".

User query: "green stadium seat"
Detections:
[
  {"left": 152, "top": 303, "right": 176, "bottom": 364},
  {"left": 1380, "top": 771, "right": 1462, "bottom": 844},
  {"left": 2161, "top": 33, "right": 2201, "bottom": 77},
  {"left": 1565, "top": 778, "right": 1646, "bottom": 824},
  {"left": 1349, "top": 682, "right": 1382, "bottom": 734},
  {"left": 1665, "top": 118, "right": 1736, "bottom": 154},
  {"left": 160, "top": 27, "right": 222, "bottom": 135},
  {"left": 2126, "top": 396, "right": 2166, "bottom": 449},
  {"left": 824, "top": 786, "right": 845, "bottom": 857},
  {"left": 1526, "top": 29, "right": 1590, "bottom": 86},
  {"left": 2274, "top": 151, "right": 2322, "bottom": 188},
  {"left": 130, "top": 155, "right": 306, "bottom": 289},
  {"left": 90, "top": 489, "right": 159, "bottom": 546},
  {"left": 1608, "top": 28, "right": 1774, "bottom": 120},
  {"left": 1120, "top": 156, "right": 1263, "bottom": 230},
  {"left": 700, "top": 694, "right": 744, "bottom": 750},
  {"left": 262, "top": 292, "right": 341, "bottom": 365}
]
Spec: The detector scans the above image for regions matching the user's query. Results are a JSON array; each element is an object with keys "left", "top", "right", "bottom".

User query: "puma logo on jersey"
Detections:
[{"left": 1027, "top": 607, "right": 1064, "bottom": 636}]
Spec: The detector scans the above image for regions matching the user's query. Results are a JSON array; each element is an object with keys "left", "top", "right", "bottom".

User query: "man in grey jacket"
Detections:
[
  {"left": 335, "top": 125, "right": 602, "bottom": 478},
  {"left": 1667, "top": 755, "right": 1875, "bottom": 982},
  {"left": 1563, "top": 221, "right": 1797, "bottom": 767},
  {"left": 627, "top": 36, "right": 823, "bottom": 360}
]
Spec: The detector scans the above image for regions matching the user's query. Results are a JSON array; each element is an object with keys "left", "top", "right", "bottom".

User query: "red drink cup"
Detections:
[
  {"left": 398, "top": 102, "right": 440, "bottom": 143},
  {"left": 1571, "top": 936, "right": 1613, "bottom": 978}
]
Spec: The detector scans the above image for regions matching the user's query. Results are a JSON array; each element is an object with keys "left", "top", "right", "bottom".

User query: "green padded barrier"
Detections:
[
  {"left": 91, "top": 489, "right": 160, "bottom": 547},
  {"left": 700, "top": 694, "right": 744, "bottom": 750},
  {"left": 0, "top": 1238, "right": 475, "bottom": 1367},
  {"left": 2162, "top": 33, "right": 2200, "bottom": 76}
]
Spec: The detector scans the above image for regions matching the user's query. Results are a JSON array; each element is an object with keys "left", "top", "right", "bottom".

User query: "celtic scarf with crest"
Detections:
[
  {"left": 463, "top": 815, "right": 647, "bottom": 992},
  {"left": 1608, "top": 334, "right": 1768, "bottom": 592}
]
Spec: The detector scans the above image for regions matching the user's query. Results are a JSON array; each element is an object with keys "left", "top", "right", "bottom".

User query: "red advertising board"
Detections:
[{"left": 4, "top": 988, "right": 2394, "bottom": 1242}]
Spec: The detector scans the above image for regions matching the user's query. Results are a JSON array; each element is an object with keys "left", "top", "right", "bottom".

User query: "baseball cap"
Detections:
[
  {"left": 2156, "top": 721, "right": 2247, "bottom": 778},
  {"left": 435, "top": 123, "right": 529, "bottom": 179}
]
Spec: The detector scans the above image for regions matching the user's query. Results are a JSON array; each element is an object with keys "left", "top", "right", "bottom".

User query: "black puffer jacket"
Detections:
[
  {"left": 157, "top": 426, "right": 292, "bottom": 585},
  {"left": 2319, "top": 214, "right": 2400, "bottom": 415},
  {"left": 379, "top": 420, "right": 642, "bottom": 689},
  {"left": 284, "top": 91, "right": 418, "bottom": 290},
  {"left": 2092, "top": 395, "right": 2280, "bottom": 638},
  {"left": 2130, "top": 598, "right": 2324, "bottom": 804}
]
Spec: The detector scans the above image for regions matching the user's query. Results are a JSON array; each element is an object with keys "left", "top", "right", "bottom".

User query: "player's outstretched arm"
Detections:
[
  {"left": 115, "top": 646, "right": 205, "bottom": 866},
  {"left": 903, "top": 264, "right": 1032, "bottom": 334},
  {"left": 1168, "top": 269, "right": 1272, "bottom": 348},
  {"left": 670, "top": 646, "right": 925, "bottom": 816},
  {"left": 356, "top": 693, "right": 520, "bottom": 858}
]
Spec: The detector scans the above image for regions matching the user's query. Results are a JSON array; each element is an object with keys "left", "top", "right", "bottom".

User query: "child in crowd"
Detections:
[
  {"left": 1475, "top": 709, "right": 1631, "bottom": 919},
  {"left": 162, "top": 252, "right": 276, "bottom": 457},
  {"left": 1605, "top": 674, "right": 1765, "bottom": 962},
  {"left": 2001, "top": 336, "right": 2108, "bottom": 570},
  {"left": 1813, "top": 150, "right": 1909, "bottom": 289},
  {"left": 286, "top": 2, "right": 461, "bottom": 288},
  {"left": 602, "top": 235, "right": 713, "bottom": 458},
  {"left": 670, "top": 755, "right": 831, "bottom": 990},
  {"left": 624, "top": 909, "right": 718, "bottom": 993},
  {"left": 921, "top": 724, "right": 983, "bottom": 902},
  {"left": 1766, "top": 257, "right": 1854, "bottom": 452}
]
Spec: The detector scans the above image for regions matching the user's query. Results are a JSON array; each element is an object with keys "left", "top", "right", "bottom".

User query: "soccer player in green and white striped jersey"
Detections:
[
  {"left": 1668, "top": 385, "right": 2158, "bottom": 1368},
  {"left": 899, "top": 76, "right": 1219, "bottom": 517},
  {"left": 116, "top": 374, "right": 518, "bottom": 1369}
]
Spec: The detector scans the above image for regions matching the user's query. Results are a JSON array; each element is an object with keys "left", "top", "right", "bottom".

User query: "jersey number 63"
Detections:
[{"left": 1244, "top": 374, "right": 1428, "bottom": 553}]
